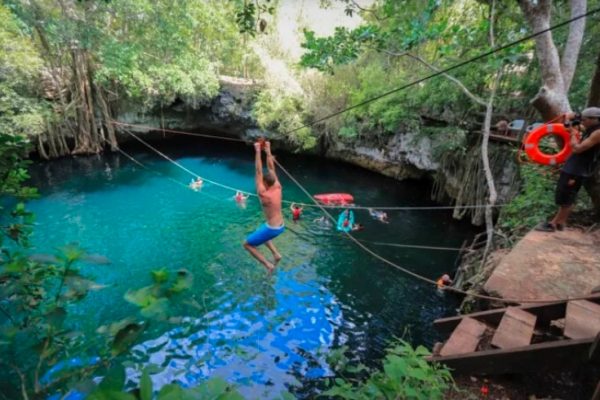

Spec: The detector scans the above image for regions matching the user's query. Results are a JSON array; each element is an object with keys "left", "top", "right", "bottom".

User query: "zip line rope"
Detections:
[
  {"left": 112, "top": 121, "right": 245, "bottom": 143},
  {"left": 108, "top": 8, "right": 600, "bottom": 211},
  {"left": 115, "top": 139, "right": 465, "bottom": 252},
  {"left": 358, "top": 240, "right": 463, "bottom": 252},
  {"left": 283, "top": 7, "right": 600, "bottom": 136},
  {"left": 273, "top": 157, "right": 600, "bottom": 304},
  {"left": 107, "top": 9, "right": 600, "bottom": 303},
  {"left": 118, "top": 126, "right": 507, "bottom": 210},
  {"left": 113, "top": 142, "right": 237, "bottom": 204},
  {"left": 117, "top": 123, "right": 599, "bottom": 303}
]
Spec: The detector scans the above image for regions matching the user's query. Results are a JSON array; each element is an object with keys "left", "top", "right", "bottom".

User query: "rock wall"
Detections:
[
  {"left": 324, "top": 131, "right": 441, "bottom": 180},
  {"left": 114, "top": 76, "right": 258, "bottom": 141},
  {"left": 114, "top": 77, "right": 519, "bottom": 225}
]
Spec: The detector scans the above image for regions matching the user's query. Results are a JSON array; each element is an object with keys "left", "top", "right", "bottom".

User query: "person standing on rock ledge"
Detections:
[
  {"left": 536, "top": 107, "right": 600, "bottom": 232},
  {"left": 243, "top": 141, "right": 284, "bottom": 272}
]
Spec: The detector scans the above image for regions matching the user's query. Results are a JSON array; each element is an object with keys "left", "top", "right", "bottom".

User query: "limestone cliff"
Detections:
[{"left": 114, "top": 78, "right": 519, "bottom": 226}]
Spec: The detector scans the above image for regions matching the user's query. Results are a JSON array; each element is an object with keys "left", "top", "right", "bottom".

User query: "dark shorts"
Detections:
[
  {"left": 555, "top": 171, "right": 584, "bottom": 206},
  {"left": 246, "top": 223, "right": 285, "bottom": 247}
]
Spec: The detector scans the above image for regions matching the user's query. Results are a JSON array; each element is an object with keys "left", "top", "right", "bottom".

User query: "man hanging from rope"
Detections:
[{"left": 243, "top": 141, "right": 284, "bottom": 272}]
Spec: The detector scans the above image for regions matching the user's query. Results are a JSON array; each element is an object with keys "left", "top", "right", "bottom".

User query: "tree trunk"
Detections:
[
  {"left": 588, "top": 52, "right": 600, "bottom": 107},
  {"left": 481, "top": 73, "right": 500, "bottom": 265},
  {"left": 71, "top": 47, "right": 94, "bottom": 155},
  {"left": 46, "top": 123, "right": 59, "bottom": 158},
  {"left": 57, "top": 129, "right": 69, "bottom": 156},
  {"left": 586, "top": 53, "right": 600, "bottom": 210},
  {"left": 37, "top": 135, "right": 49, "bottom": 160},
  {"left": 518, "top": 1, "right": 600, "bottom": 212},
  {"left": 95, "top": 84, "right": 119, "bottom": 151},
  {"left": 517, "top": 0, "right": 573, "bottom": 119}
]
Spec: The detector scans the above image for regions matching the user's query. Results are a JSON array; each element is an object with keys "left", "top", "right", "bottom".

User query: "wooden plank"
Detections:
[
  {"left": 592, "top": 379, "right": 600, "bottom": 400},
  {"left": 433, "top": 295, "right": 600, "bottom": 335},
  {"left": 590, "top": 332, "right": 600, "bottom": 365},
  {"left": 491, "top": 307, "right": 537, "bottom": 349},
  {"left": 565, "top": 300, "right": 600, "bottom": 339},
  {"left": 434, "top": 302, "right": 564, "bottom": 335},
  {"left": 440, "top": 317, "right": 487, "bottom": 356},
  {"left": 428, "top": 337, "right": 594, "bottom": 375},
  {"left": 489, "top": 133, "right": 519, "bottom": 144}
]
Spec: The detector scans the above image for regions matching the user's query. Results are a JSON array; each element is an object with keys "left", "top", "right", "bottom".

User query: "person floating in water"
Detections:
[
  {"left": 234, "top": 191, "right": 249, "bottom": 209},
  {"left": 290, "top": 203, "right": 303, "bottom": 223},
  {"left": 243, "top": 141, "right": 284, "bottom": 272},
  {"left": 313, "top": 215, "right": 332, "bottom": 228},
  {"left": 189, "top": 177, "right": 203, "bottom": 191},
  {"left": 337, "top": 209, "right": 355, "bottom": 232},
  {"left": 368, "top": 208, "right": 389, "bottom": 223},
  {"left": 436, "top": 274, "right": 453, "bottom": 289},
  {"left": 235, "top": 191, "right": 249, "bottom": 202},
  {"left": 352, "top": 223, "right": 364, "bottom": 231}
]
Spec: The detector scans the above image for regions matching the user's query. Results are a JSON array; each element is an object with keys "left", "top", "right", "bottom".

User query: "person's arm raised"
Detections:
[
  {"left": 264, "top": 141, "right": 279, "bottom": 183},
  {"left": 254, "top": 142, "right": 266, "bottom": 194}
]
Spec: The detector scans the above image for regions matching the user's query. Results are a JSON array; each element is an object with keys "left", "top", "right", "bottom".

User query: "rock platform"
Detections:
[{"left": 484, "top": 229, "right": 600, "bottom": 303}]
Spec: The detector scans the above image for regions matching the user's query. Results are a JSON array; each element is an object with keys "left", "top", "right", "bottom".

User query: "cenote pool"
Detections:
[{"left": 24, "top": 136, "right": 477, "bottom": 398}]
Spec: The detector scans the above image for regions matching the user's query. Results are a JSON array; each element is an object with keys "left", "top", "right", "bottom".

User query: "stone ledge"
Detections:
[{"left": 484, "top": 229, "right": 600, "bottom": 303}]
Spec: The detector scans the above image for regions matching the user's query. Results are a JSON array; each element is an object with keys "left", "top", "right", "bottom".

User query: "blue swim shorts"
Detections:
[{"left": 246, "top": 223, "right": 285, "bottom": 247}]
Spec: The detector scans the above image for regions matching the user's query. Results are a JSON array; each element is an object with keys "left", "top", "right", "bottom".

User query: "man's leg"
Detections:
[
  {"left": 551, "top": 205, "right": 573, "bottom": 226},
  {"left": 264, "top": 240, "right": 282, "bottom": 265},
  {"left": 243, "top": 241, "right": 274, "bottom": 271}
]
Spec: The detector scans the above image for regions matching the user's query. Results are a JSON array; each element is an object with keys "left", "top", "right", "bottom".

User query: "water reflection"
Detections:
[{"left": 126, "top": 267, "right": 352, "bottom": 398}]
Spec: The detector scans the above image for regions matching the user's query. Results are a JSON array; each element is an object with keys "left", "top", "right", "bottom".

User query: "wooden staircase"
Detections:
[{"left": 428, "top": 295, "right": 600, "bottom": 374}]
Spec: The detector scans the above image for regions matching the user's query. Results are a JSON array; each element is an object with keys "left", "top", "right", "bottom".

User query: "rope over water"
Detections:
[{"left": 104, "top": 8, "right": 600, "bottom": 304}]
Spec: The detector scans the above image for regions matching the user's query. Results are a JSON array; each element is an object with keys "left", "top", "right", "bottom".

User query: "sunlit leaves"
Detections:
[
  {"left": 301, "top": 26, "right": 382, "bottom": 73},
  {"left": 324, "top": 340, "right": 453, "bottom": 399},
  {"left": 0, "top": 3, "right": 47, "bottom": 138},
  {"left": 124, "top": 269, "right": 193, "bottom": 320},
  {"left": 139, "top": 369, "right": 152, "bottom": 400},
  {"left": 233, "top": 0, "right": 274, "bottom": 36},
  {"left": 93, "top": 0, "right": 231, "bottom": 109},
  {"left": 169, "top": 269, "right": 193, "bottom": 293},
  {"left": 253, "top": 88, "right": 316, "bottom": 150}
]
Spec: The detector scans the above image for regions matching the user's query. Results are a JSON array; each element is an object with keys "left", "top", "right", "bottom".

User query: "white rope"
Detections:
[
  {"left": 114, "top": 142, "right": 600, "bottom": 302},
  {"left": 119, "top": 127, "right": 506, "bottom": 211},
  {"left": 122, "top": 128, "right": 255, "bottom": 196},
  {"left": 273, "top": 158, "right": 600, "bottom": 304},
  {"left": 358, "top": 240, "right": 463, "bottom": 251}
]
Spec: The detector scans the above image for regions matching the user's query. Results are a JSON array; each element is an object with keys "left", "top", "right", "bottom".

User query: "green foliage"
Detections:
[
  {"left": 424, "top": 126, "right": 468, "bottom": 160},
  {"left": 124, "top": 268, "right": 193, "bottom": 320},
  {"left": 323, "top": 340, "right": 453, "bottom": 399},
  {"left": 0, "top": 133, "right": 205, "bottom": 398},
  {"left": 299, "top": 0, "right": 545, "bottom": 145},
  {"left": 0, "top": 3, "right": 47, "bottom": 138},
  {"left": 94, "top": 0, "right": 231, "bottom": 109},
  {"left": 301, "top": 26, "right": 382, "bottom": 73},
  {"left": 233, "top": 0, "right": 275, "bottom": 37},
  {"left": 254, "top": 88, "right": 316, "bottom": 150},
  {"left": 499, "top": 163, "right": 556, "bottom": 230}
]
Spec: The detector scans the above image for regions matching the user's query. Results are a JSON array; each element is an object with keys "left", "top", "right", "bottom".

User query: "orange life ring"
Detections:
[{"left": 523, "top": 123, "right": 572, "bottom": 166}]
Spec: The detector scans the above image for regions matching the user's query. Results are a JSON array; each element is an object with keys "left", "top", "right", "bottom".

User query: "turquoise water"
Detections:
[{"left": 25, "top": 136, "right": 476, "bottom": 398}]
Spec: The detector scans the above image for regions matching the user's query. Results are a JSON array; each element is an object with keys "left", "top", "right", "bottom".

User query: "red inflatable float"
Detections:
[
  {"left": 523, "top": 123, "right": 572, "bottom": 166},
  {"left": 314, "top": 193, "right": 354, "bottom": 205}
]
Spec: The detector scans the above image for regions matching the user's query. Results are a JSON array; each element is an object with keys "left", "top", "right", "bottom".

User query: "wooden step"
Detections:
[
  {"left": 564, "top": 300, "right": 600, "bottom": 339},
  {"left": 491, "top": 307, "right": 537, "bottom": 349},
  {"left": 440, "top": 317, "right": 487, "bottom": 356}
]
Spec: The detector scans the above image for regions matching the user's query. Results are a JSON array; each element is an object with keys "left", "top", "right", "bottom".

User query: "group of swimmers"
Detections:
[{"left": 188, "top": 141, "right": 456, "bottom": 289}]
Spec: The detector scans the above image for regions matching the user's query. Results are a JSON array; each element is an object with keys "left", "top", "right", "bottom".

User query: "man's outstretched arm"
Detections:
[
  {"left": 264, "top": 141, "right": 279, "bottom": 182},
  {"left": 254, "top": 142, "right": 266, "bottom": 193}
]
